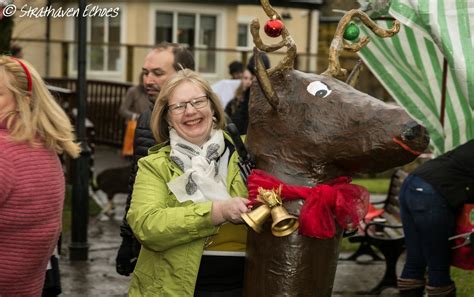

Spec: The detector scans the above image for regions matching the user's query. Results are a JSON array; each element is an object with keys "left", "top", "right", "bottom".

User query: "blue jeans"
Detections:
[{"left": 399, "top": 175, "right": 456, "bottom": 287}]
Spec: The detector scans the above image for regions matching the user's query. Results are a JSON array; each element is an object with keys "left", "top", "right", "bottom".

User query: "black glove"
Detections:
[{"left": 116, "top": 236, "right": 140, "bottom": 276}]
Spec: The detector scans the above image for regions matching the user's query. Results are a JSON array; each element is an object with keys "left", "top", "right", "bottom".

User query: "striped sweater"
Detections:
[{"left": 0, "top": 128, "right": 64, "bottom": 297}]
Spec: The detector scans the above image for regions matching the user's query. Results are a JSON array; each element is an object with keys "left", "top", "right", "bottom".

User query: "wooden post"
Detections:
[
  {"left": 440, "top": 58, "right": 448, "bottom": 127},
  {"left": 61, "top": 41, "right": 69, "bottom": 78},
  {"left": 241, "top": 51, "right": 248, "bottom": 68},
  {"left": 126, "top": 45, "right": 134, "bottom": 82}
]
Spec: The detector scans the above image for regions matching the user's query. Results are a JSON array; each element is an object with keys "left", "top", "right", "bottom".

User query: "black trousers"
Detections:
[
  {"left": 194, "top": 255, "right": 245, "bottom": 297},
  {"left": 194, "top": 288, "right": 242, "bottom": 297}
]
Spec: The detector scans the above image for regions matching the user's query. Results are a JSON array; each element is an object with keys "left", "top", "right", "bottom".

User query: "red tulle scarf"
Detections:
[{"left": 247, "top": 169, "right": 370, "bottom": 239}]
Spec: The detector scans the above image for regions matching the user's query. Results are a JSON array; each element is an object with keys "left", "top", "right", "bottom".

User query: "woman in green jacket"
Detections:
[{"left": 127, "top": 69, "right": 249, "bottom": 296}]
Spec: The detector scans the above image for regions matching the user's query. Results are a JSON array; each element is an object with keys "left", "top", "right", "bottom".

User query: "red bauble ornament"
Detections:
[{"left": 264, "top": 19, "right": 284, "bottom": 37}]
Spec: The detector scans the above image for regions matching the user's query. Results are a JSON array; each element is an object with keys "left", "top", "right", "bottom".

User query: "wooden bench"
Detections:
[{"left": 345, "top": 168, "right": 408, "bottom": 294}]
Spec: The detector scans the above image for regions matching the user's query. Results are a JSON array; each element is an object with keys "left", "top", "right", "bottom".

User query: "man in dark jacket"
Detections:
[{"left": 115, "top": 42, "right": 195, "bottom": 276}]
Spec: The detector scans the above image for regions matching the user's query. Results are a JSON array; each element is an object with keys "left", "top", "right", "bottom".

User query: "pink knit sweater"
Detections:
[{"left": 0, "top": 127, "right": 64, "bottom": 297}]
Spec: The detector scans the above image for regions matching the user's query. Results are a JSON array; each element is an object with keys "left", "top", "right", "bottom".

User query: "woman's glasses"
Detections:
[{"left": 168, "top": 95, "right": 209, "bottom": 115}]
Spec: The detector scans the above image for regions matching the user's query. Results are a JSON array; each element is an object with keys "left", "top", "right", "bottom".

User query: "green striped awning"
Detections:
[{"left": 357, "top": 0, "right": 474, "bottom": 155}]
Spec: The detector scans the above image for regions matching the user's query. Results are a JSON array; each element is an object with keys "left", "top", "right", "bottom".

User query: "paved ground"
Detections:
[{"left": 59, "top": 145, "right": 403, "bottom": 296}]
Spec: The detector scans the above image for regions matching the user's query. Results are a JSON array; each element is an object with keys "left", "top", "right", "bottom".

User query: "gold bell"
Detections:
[
  {"left": 241, "top": 204, "right": 271, "bottom": 233},
  {"left": 270, "top": 205, "right": 299, "bottom": 237}
]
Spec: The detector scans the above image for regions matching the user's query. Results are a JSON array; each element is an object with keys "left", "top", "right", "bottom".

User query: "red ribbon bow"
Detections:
[{"left": 247, "top": 169, "right": 369, "bottom": 239}]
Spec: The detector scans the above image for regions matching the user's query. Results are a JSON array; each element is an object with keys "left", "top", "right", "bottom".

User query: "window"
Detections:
[
  {"left": 89, "top": 14, "right": 122, "bottom": 72},
  {"left": 198, "top": 15, "right": 216, "bottom": 73},
  {"left": 71, "top": 10, "right": 123, "bottom": 76},
  {"left": 155, "top": 12, "right": 172, "bottom": 42},
  {"left": 236, "top": 17, "right": 253, "bottom": 51},
  {"left": 177, "top": 14, "right": 195, "bottom": 46},
  {"left": 237, "top": 23, "right": 249, "bottom": 47},
  {"left": 155, "top": 11, "right": 218, "bottom": 73}
]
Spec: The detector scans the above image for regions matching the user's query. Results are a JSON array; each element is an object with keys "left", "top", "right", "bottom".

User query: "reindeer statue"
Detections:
[{"left": 242, "top": 1, "right": 430, "bottom": 296}]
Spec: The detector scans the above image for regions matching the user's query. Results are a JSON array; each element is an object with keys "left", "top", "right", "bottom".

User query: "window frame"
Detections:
[
  {"left": 66, "top": 3, "right": 127, "bottom": 81},
  {"left": 236, "top": 16, "right": 253, "bottom": 51},
  {"left": 149, "top": 3, "right": 227, "bottom": 79}
]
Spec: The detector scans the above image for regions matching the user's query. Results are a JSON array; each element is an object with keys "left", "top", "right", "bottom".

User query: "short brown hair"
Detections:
[
  {"left": 153, "top": 42, "right": 195, "bottom": 71},
  {"left": 151, "top": 69, "right": 226, "bottom": 143}
]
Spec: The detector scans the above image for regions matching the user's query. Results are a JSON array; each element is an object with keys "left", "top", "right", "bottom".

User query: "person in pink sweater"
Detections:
[{"left": 0, "top": 55, "right": 80, "bottom": 296}]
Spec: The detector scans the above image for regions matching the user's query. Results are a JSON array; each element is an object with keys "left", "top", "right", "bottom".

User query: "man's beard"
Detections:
[
  {"left": 148, "top": 92, "right": 159, "bottom": 103},
  {"left": 145, "top": 85, "right": 160, "bottom": 102}
]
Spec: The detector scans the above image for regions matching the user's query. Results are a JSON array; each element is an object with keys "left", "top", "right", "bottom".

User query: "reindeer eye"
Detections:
[{"left": 307, "top": 81, "right": 332, "bottom": 98}]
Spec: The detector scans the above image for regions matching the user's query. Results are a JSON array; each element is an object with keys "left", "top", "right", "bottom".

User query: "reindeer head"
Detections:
[{"left": 246, "top": 2, "right": 430, "bottom": 185}]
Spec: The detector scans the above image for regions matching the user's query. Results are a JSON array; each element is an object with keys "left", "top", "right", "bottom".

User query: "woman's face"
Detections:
[
  {"left": 0, "top": 74, "right": 16, "bottom": 116},
  {"left": 167, "top": 81, "right": 214, "bottom": 146}
]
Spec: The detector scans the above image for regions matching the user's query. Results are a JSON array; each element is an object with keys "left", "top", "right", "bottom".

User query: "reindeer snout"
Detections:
[{"left": 402, "top": 121, "right": 429, "bottom": 143}]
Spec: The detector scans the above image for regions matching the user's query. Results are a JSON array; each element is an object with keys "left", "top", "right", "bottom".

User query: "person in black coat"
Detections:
[
  {"left": 397, "top": 140, "right": 474, "bottom": 297},
  {"left": 230, "top": 52, "right": 270, "bottom": 135},
  {"left": 115, "top": 42, "right": 195, "bottom": 276}
]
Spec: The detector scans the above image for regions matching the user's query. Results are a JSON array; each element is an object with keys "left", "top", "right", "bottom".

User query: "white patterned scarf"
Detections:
[{"left": 167, "top": 128, "right": 231, "bottom": 203}]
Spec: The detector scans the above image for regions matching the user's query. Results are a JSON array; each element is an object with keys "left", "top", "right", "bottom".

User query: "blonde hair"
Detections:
[
  {"left": 0, "top": 56, "right": 80, "bottom": 158},
  {"left": 151, "top": 69, "right": 226, "bottom": 143}
]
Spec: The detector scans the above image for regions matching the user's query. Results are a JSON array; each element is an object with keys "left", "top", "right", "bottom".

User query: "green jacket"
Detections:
[{"left": 127, "top": 134, "right": 247, "bottom": 296}]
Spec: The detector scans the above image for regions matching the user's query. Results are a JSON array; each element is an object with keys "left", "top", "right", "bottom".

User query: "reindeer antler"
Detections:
[
  {"left": 254, "top": 48, "right": 279, "bottom": 110},
  {"left": 322, "top": 9, "right": 400, "bottom": 80},
  {"left": 250, "top": 0, "right": 297, "bottom": 110},
  {"left": 251, "top": 0, "right": 296, "bottom": 75}
]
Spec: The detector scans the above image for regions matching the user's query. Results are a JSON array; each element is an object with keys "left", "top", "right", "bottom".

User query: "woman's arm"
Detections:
[
  {"left": 211, "top": 198, "right": 249, "bottom": 225},
  {"left": 127, "top": 157, "right": 219, "bottom": 252}
]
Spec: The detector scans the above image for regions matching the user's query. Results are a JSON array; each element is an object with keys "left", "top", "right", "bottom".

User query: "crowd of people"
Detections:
[{"left": 0, "top": 41, "right": 472, "bottom": 297}]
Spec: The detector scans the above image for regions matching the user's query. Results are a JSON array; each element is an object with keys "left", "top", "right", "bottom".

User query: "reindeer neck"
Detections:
[{"left": 254, "top": 156, "right": 322, "bottom": 187}]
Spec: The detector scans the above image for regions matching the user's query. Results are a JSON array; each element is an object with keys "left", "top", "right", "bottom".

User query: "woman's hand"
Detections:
[{"left": 211, "top": 197, "right": 250, "bottom": 225}]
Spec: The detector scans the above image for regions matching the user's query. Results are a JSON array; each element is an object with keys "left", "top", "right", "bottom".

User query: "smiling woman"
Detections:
[
  {"left": 151, "top": 69, "right": 226, "bottom": 145},
  {"left": 126, "top": 69, "right": 250, "bottom": 296},
  {"left": 167, "top": 83, "right": 214, "bottom": 147}
]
